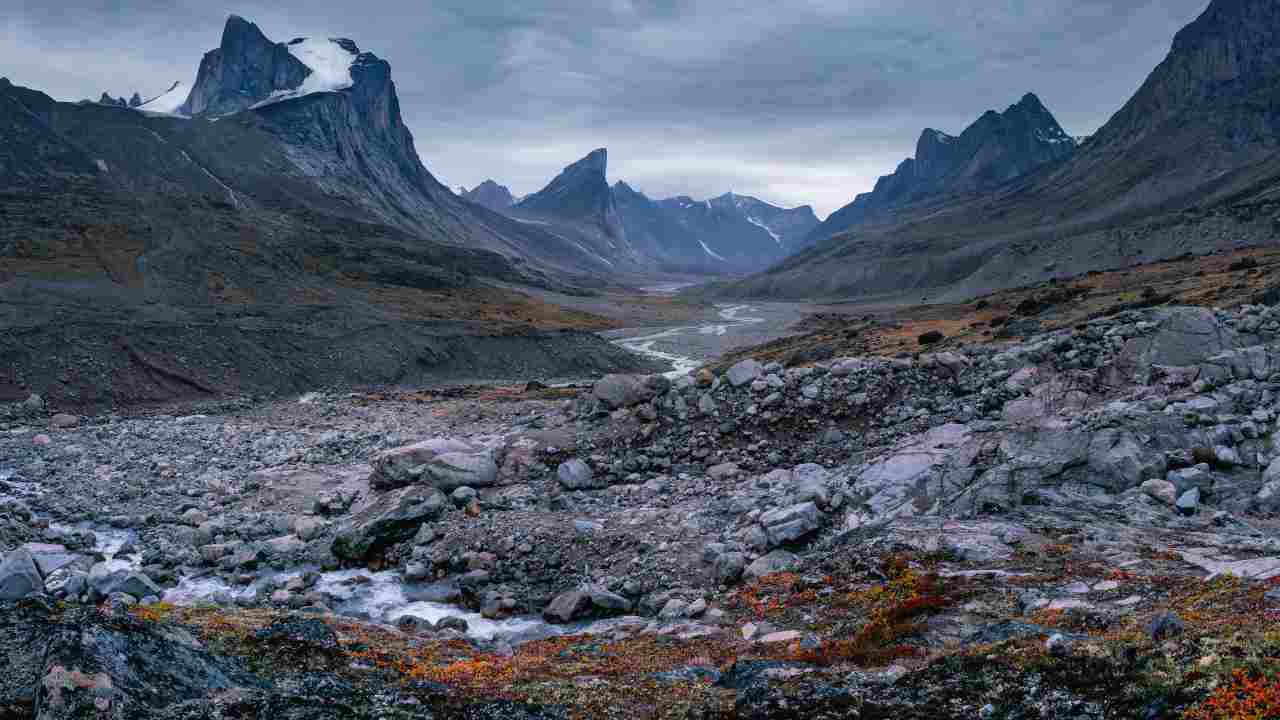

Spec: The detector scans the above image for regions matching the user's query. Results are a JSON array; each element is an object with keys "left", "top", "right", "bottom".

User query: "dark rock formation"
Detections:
[
  {"left": 180, "top": 15, "right": 311, "bottom": 116},
  {"left": 462, "top": 179, "right": 516, "bottom": 211}
]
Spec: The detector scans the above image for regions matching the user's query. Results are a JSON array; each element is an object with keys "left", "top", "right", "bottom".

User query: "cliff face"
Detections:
[{"left": 181, "top": 16, "right": 311, "bottom": 116}]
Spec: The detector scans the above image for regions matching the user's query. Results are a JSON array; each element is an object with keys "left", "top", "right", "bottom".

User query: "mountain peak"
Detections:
[
  {"left": 462, "top": 180, "right": 515, "bottom": 211},
  {"left": 574, "top": 148, "right": 608, "bottom": 174}
]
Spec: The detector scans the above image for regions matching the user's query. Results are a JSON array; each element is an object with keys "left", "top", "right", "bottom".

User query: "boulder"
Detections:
[
  {"left": 557, "top": 459, "right": 604, "bottom": 490},
  {"left": 758, "top": 502, "right": 822, "bottom": 547},
  {"left": 727, "top": 360, "right": 764, "bottom": 388},
  {"left": 332, "top": 487, "right": 448, "bottom": 561},
  {"left": 88, "top": 566, "right": 162, "bottom": 601},
  {"left": 593, "top": 375, "right": 646, "bottom": 409},
  {"left": 422, "top": 452, "right": 498, "bottom": 491},
  {"left": 369, "top": 438, "right": 475, "bottom": 490},
  {"left": 0, "top": 548, "right": 44, "bottom": 601},
  {"left": 745, "top": 550, "right": 800, "bottom": 580},
  {"left": 543, "top": 590, "right": 591, "bottom": 623},
  {"left": 1140, "top": 479, "right": 1178, "bottom": 506}
]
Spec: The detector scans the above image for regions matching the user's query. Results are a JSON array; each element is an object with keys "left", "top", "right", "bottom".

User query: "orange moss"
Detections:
[{"left": 1183, "top": 670, "right": 1280, "bottom": 720}]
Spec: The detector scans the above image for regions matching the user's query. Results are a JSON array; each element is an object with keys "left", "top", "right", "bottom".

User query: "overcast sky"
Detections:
[{"left": 2, "top": 0, "right": 1209, "bottom": 217}]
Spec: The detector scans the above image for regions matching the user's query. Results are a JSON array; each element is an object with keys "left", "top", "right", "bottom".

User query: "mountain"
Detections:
[
  {"left": 803, "top": 93, "right": 1076, "bottom": 248},
  {"left": 461, "top": 180, "right": 515, "bottom": 211},
  {"left": 649, "top": 191, "right": 818, "bottom": 272},
  {"left": 0, "top": 17, "right": 655, "bottom": 408},
  {"left": 508, "top": 149, "right": 642, "bottom": 270},
  {"left": 716, "top": 0, "right": 1280, "bottom": 301}
]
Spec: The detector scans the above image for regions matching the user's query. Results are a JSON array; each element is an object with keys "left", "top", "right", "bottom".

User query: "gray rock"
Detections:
[
  {"left": 714, "top": 552, "right": 748, "bottom": 584},
  {"left": 543, "top": 590, "right": 591, "bottom": 623},
  {"left": 1176, "top": 487, "right": 1200, "bottom": 516},
  {"left": 593, "top": 374, "right": 647, "bottom": 409},
  {"left": 437, "top": 616, "right": 469, "bottom": 633},
  {"left": 557, "top": 459, "right": 604, "bottom": 490},
  {"left": 89, "top": 566, "right": 161, "bottom": 601},
  {"left": 0, "top": 548, "right": 44, "bottom": 601},
  {"left": 450, "top": 486, "right": 478, "bottom": 506},
  {"left": 745, "top": 550, "right": 800, "bottom": 579},
  {"left": 1140, "top": 479, "right": 1177, "bottom": 506},
  {"left": 758, "top": 502, "right": 822, "bottom": 547},
  {"left": 423, "top": 452, "right": 498, "bottom": 490},
  {"left": 369, "top": 438, "right": 474, "bottom": 490},
  {"left": 332, "top": 487, "right": 448, "bottom": 561},
  {"left": 727, "top": 359, "right": 764, "bottom": 387}
]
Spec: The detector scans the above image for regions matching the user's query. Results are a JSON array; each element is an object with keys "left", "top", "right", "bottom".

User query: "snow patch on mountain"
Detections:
[
  {"left": 746, "top": 216, "right": 782, "bottom": 246},
  {"left": 138, "top": 80, "right": 193, "bottom": 116},
  {"left": 250, "top": 37, "right": 357, "bottom": 109},
  {"left": 698, "top": 239, "right": 726, "bottom": 261}
]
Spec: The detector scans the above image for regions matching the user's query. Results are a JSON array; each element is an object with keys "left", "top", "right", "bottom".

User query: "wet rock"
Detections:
[
  {"left": 88, "top": 566, "right": 162, "bottom": 601},
  {"left": 50, "top": 413, "right": 79, "bottom": 429},
  {"left": 437, "top": 616, "right": 469, "bottom": 633}
]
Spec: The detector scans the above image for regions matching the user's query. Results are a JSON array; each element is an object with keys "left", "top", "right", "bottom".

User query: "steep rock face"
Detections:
[
  {"left": 805, "top": 93, "right": 1075, "bottom": 247},
  {"left": 510, "top": 149, "right": 641, "bottom": 270},
  {"left": 462, "top": 180, "right": 515, "bottom": 211},
  {"left": 181, "top": 15, "right": 310, "bottom": 116},
  {"left": 720, "top": 0, "right": 1280, "bottom": 302},
  {"left": 516, "top": 149, "right": 627, "bottom": 241}
]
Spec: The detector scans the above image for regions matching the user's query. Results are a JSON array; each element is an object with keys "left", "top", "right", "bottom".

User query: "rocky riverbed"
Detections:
[{"left": 3, "top": 302, "right": 1280, "bottom": 718}]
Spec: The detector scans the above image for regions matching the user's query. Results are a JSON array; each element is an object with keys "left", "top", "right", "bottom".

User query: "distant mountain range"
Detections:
[
  {"left": 6, "top": 0, "right": 1280, "bottom": 310},
  {"left": 479, "top": 149, "right": 819, "bottom": 274},
  {"left": 714, "top": 0, "right": 1280, "bottom": 301}
]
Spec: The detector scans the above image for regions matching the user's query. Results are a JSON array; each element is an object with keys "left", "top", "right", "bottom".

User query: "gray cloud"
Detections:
[{"left": 1, "top": 0, "right": 1209, "bottom": 216}]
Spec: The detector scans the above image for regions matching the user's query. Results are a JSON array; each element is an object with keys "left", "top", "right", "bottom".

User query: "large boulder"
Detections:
[
  {"left": 557, "top": 459, "right": 604, "bottom": 490},
  {"left": 727, "top": 359, "right": 764, "bottom": 388},
  {"left": 758, "top": 502, "right": 822, "bottom": 548},
  {"left": 369, "top": 438, "right": 475, "bottom": 490},
  {"left": 592, "top": 374, "right": 669, "bottom": 409},
  {"left": 422, "top": 452, "right": 498, "bottom": 491},
  {"left": 1087, "top": 429, "right": 1168, "bottom": 493},
  {"left": 332, "top": 487, "right": 448, "bottom": 561},
  {"left": 0, "top": 548, "right": 43, "bottom": 601},
  {"left": 541, "top": 586, "right": 632, "bottom": 624},
  {"left": 745, "top": 550, "right": 800, "bottom": 580},
  {"left": 87, "top": 567, "right": 162, "bottom": 601}
]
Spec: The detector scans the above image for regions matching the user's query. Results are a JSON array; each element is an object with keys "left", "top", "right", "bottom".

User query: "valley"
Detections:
[{"left": 3, "top": 1, "right": 1280, "bottom": 718}]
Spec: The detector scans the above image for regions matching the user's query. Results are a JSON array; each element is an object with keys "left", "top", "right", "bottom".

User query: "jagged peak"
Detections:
[{"left": 570, "top": 148, "right": 608, "bottom": 174}]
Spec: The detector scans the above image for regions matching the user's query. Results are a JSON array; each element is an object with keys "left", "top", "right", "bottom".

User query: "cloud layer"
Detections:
[{"left": 2, "top": 0, "right": 1210, "bottom": 216}]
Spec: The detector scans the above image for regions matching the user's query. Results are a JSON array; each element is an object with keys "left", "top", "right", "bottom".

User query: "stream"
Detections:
[{"left": 608, "top": 303, "right": 802, "bottom": 377}]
